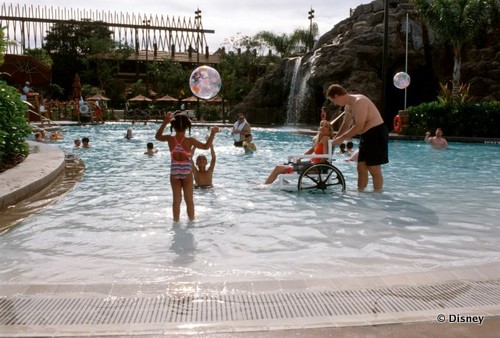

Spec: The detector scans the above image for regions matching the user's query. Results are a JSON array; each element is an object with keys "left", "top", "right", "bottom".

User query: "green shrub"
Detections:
[
  {"left": 197, "top": 106, "right": 223, "bottom": 121},
  {"left": 0, "top": 81, "right": 32, "bottom": 163},
  {"left": 406, "top": 101, "right": 500, "bottom": 137}
]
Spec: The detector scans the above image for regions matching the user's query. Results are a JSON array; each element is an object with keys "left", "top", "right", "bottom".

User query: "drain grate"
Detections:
[{"left": 1, "top": 280, "right": 500, "bottom": 332}]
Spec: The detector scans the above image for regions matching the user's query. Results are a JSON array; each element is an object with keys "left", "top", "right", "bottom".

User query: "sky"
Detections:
[{"left": 7, "top": 0, "right": 369, "bottom": 51}]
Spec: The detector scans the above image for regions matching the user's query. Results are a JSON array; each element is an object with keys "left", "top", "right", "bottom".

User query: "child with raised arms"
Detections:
[{"left": 155, "top": 111, "right": 220, "bottom": 221}]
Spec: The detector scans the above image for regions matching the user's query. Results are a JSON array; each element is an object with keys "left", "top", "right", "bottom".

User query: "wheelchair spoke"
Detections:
[{"left": 298, "top": 163, "right": 346, "bottom": 193}]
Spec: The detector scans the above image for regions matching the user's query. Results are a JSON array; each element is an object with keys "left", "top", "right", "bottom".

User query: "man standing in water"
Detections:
[
  {"left": 231, "top": 113, "right": 251, "bottom": 147},
  {"left": 425, "top": 128, "right": 448, "bottom": 149},
  {"left": 326, "top": 84, "right": 389, "bottom": 191}
]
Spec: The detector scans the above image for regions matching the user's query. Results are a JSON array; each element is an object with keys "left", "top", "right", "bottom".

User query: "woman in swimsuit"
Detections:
[
  {"left": 156, "top": 111, "right": 220, "bottom": 221},
  {"left": 264, "top": 120, "right": 334, "bottom": 185}
]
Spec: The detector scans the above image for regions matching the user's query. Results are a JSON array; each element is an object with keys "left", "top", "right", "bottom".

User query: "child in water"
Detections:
[
  {"left": 192, "top": 144, "right": 216, "bottom": 188},
  {"left": 243, "top": 133, "right": 257, "bottom": 154},
  {"left": 155, "top": 111, "right": 220, "bottom": 221},
  {"left": 144, "top": 142, "right": 158, "bottom": 155}
]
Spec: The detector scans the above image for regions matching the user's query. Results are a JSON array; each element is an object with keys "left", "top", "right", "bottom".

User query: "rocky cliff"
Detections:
[{"left": 232, "top": 0, "right": 499, "bottom": 124}]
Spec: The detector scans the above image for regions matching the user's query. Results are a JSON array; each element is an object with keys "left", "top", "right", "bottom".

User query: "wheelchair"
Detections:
[{"left": 278, "top": 139, "right": 346, "bottom": 193}]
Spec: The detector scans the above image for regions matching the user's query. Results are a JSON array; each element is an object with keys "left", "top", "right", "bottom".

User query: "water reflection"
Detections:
[
  {"left": 170, "top": 222, "right": 197, "bottom": 263},
  {"left": 0, "top": 155, "right": 84, "bottom": 234}
]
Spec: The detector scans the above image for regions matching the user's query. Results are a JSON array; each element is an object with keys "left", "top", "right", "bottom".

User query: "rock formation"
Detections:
[{"left": 232, "top": 0, "right": 499, "bottom": 124}]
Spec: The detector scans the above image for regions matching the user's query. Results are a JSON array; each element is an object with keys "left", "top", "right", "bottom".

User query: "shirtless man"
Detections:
[
  {"left": 232, "top": 113, "right": 251, "bottom": 147},
  {"left": 425, "top": 128, "right": 448, "bottom": 149},
  {"left": 326, "top": 84, "right": 389, "bottom": 191},
  {"left": 192, "top": 144, "right": 216, "bottom": 188}
]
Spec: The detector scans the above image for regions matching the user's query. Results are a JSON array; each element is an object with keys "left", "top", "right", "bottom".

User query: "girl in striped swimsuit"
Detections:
[{"left": 156, "top": 111, "right": 220, "bottom": 221}]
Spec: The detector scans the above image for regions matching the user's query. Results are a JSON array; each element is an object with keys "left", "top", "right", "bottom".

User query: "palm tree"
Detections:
[
  {"left": 255, "top": 31, "right": 296, "bottom": 57},
  {"left": 413, "top": 0, "right": 493, "bottom": 99},
  {"left": 255, "top": 25, "right": 319, "bottom": 57},
  {"left": 291, "top": 24, "right": 319, "bottom": 52}
]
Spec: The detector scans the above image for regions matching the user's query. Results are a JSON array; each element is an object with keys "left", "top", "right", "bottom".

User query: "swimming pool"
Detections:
[{"left": 1, "top": 123, "right": 499, "bottom": 284}]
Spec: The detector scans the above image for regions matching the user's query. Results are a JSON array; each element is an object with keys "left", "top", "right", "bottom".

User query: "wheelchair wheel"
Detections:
[{"left": 297, "top": 163, "right": 346, "bottom": 193}]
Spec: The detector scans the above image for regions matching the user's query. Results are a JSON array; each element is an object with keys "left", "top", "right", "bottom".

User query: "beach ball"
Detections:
[
  {"left": 393, "top": 72, "right": 411, "bottom": 89},
  {"left": 189, "top": 65, "right": 222, "bottom": 100}
]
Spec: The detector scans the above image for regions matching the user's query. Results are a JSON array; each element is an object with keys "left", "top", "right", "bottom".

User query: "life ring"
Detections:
[
  {"left": 393, "top": 114, "right": 402, "bottom": 133},
  {"left": 79, "top": 104, "right": 90, "bottom": 114}
]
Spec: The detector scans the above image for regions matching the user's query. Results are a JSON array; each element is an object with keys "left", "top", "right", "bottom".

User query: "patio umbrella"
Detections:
[
  {"left": 128, "top": 94, "right": 153, "bottom": 102},
  {"left": 87, "top": 93, "right": 110, "bottom": 101},
  {"left": 207, "top": 95, "right": 223, "bottom": 103},
  {"left": 156, "top": 94, "right": 178, "bottom": 102},
  {"left": 0, "top": 54, "right": 51, "bottom": 87},
  {"left": 128, "top": 94, "right": 153, "bottom": 110},
  {"left": 181, "top": 95, "right": 199, "bottom": 102}
]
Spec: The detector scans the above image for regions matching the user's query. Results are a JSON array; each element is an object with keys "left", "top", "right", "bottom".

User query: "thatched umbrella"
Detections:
[
  {"left": 127, "top": 94, "right": 153, "bottom": 118},
  {"left": 87, "top": 93, "right": 110, "bottom": 101},
  {"left": 181, "top": 95, "right": 199, "bottom": 103},
  {"left": 156, "top": 94, "right": 178, "bottom": 102},
  {"left": 128, "top": 94, "right": 153, "bottom": 102}
]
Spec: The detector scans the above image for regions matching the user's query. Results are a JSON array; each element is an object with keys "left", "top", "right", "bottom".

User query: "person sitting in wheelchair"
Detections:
[{"left": 264, "top": 120, "right": 334, "bottom": 185}]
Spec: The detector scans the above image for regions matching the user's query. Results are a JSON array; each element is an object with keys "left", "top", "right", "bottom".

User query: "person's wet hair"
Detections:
[{"left": 170, "top": 110, "right": 192, "bottom": 134}]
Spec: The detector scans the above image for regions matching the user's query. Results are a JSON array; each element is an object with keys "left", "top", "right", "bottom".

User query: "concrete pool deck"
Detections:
[{"left": 1, "top": 133, "right": 500, "bottom": 337}]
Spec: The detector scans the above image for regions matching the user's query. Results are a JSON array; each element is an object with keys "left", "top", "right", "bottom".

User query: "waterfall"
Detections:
[
  {"left": 285, "top": 56, "right": 302, "bottom": 125},
  {"left": 285, "top": 56, "right": 315, "bottom": 125}
]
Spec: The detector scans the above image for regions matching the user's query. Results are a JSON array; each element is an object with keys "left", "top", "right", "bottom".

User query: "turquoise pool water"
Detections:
[{"left": 1, "top": 123, "right": 499, "bottom": 283}]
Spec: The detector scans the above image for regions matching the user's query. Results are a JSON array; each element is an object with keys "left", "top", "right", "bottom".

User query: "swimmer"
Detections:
[
  {"left": 242, "top": 134, "right": 256, "bottom": 154},
  {"left": 125, "top": 128, "right": 133, "bottom": 139},
  {"left": 425, "top": 128, "right": 448, "bottom": 149},
  {"left": 192, "top": 143, "right": 216, "bottom": 188},
  {"left": 144, "top": 142, "right": 158, "bottom": 155},
  {"left": 81, "top": 137, "right": 90, "bottom": 148}
]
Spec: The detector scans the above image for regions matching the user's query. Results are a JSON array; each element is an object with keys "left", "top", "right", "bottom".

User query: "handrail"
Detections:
[
  {"left": 329, "top": 111, "right": 346, "bottom": 126},
  {"left": 27, "top": 109, "right": 62, "bottom": 129}
]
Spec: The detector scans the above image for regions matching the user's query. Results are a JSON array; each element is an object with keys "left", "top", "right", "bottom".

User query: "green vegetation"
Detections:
[
  {"left": 255, "top": 25, "right": 319, "bottom": 57},
  {"left": 0, "top": 28, "right": 33, "bottom": 167},
  {"left": 407, "top": 101, "right": 500, "bottom": 137},
  {"left": 44, "top": 20, "right": 133, "bottom": 97},
  {"left": 401, "top": 0, "right": 499, "bottom": 137},
  {"left": 413, "top": 0, "right": 494, "bottom": 100},
  {"left": 0, "top": 81, "right": 32, "bottom": 163}
]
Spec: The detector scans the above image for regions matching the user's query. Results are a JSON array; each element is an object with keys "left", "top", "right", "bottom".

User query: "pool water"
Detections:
[{"left": 1, "top": 123, "right": 499, "bottom": 284}]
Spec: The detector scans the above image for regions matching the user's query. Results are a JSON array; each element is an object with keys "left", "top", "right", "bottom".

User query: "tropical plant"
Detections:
[
  {"left": 407, "top": 100, "right": 500, "bottom": 137},
  {"left": 436, "top": 82, "right": 470, "bottom": 104},
  {"left": 222, "top": 33, "right": 266, "bottom": 55},
  {"left": 218, "top": 49, "right": 269, "bottom": 107},
  {"left": 254, "top": 31, "right": 296, "bottom": 58},
  {"left": 0, "top": 28, "right": 6, "bottom": 66},
  {"left": 255, "top": 25, "right": 319, "bottom": 57},
  {"left": 0, "top": 27, "right": 32, "bottom": 166},
  {"left": 149, "top": 59, "right": 189, "bottom": 98},
  {"left": 413, "top": 0, "right": 493, "bottom": 99},
  {"left": 0, "top": 82, "right": 32, "bottom": 164}
]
